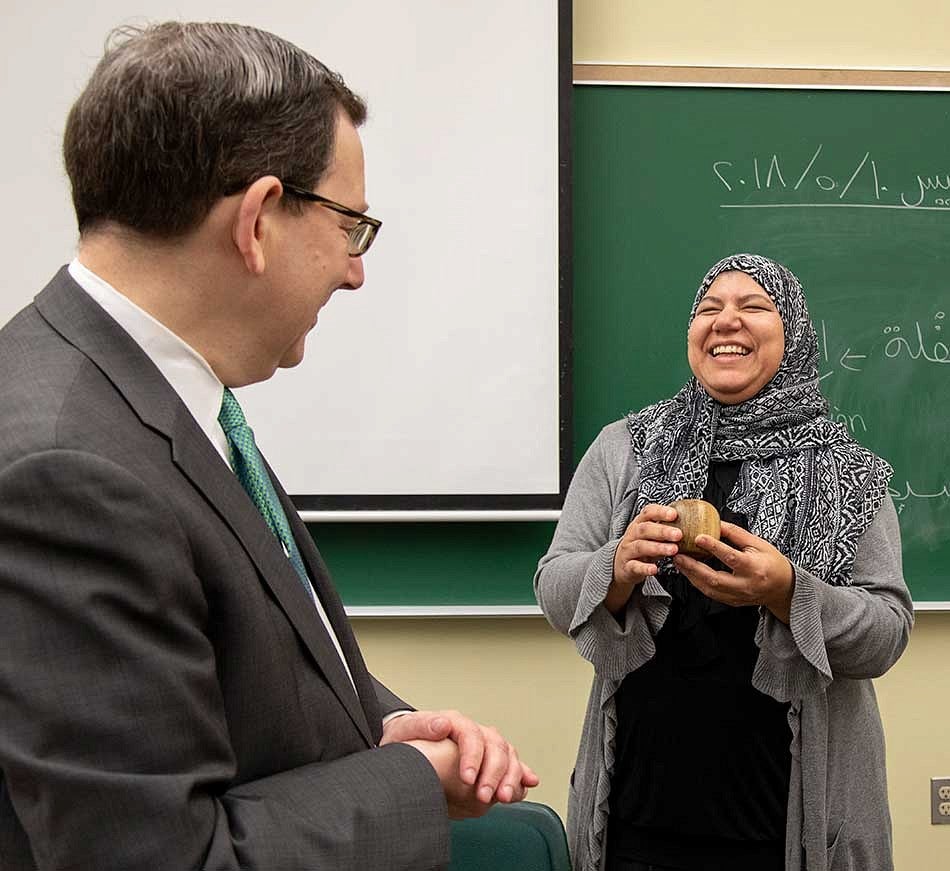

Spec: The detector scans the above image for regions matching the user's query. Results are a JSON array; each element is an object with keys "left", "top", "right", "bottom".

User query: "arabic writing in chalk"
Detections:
[
  {"left": 882, "top": 311, "right": 949, "bottom": 364},
  {"left": 889, "top": 481, "right": 950, "bottom": 514},
  {"left": 818, "top": 312, "right": 949, "bottom": 380}
]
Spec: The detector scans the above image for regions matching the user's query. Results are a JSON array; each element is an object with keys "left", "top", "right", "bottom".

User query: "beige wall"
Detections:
[
  {"left": 574, "top": 0, "right": 950, "bottom": 68},
  {"left": 355, "top": 614, "right": 950, "bottom": 870},
  {"left": 353, "top": 2, "right": 950, "bottom": 869},
  {"left": 352, "top": 617, "right": 590, "bottom": 818}
]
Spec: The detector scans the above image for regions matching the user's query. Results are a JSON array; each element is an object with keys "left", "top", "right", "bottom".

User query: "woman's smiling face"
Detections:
[{"left": 687, "top": 270, "right": 785, "bottom": 405}]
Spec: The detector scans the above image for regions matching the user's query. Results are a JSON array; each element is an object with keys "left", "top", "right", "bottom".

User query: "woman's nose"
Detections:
[{"left": 712, "top": 306, "right": 741, "bottom": 330}]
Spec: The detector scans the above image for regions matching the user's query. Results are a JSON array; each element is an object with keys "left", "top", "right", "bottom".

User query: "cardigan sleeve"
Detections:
[
  {"left": 753, "top": 495, "right": 914, "bottom": 700},
  {"left": 534, "top": 421, "right": 672, "bottom": 681}
]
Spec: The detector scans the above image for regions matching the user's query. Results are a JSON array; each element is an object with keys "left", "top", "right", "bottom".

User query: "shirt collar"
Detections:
[{"left": 67, "top": 258, "right": 230, "bottom": 464}]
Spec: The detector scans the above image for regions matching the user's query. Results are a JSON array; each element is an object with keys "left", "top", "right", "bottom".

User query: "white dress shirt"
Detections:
[{"left": 67, "top": 259, "right": 357, "bottom": 693}]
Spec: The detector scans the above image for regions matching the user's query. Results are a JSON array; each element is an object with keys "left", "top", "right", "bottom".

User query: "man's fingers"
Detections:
[
  {"left": 380, "top": 710, "right": 453, "bottom": 746},
  {"left": 418, "top": 712, "right": 452, "bottom": 740},
  {"left": 495, "top": 744, "right": 534, "bottom": 803},
  {"left": 472, "top": 729, "right": 511, "bottom": 802},
  {"left": 379, "top": 711, "right": 420, "bottom": 744},
  {"left": 520, "top": 762, "right": 540, "bottom": 788},
  {"left": 426, "top": 714, "right": 451, "bottom": 738},
  {"left": 448, "top": 715, "right": 486, "bottom": 785},
  {"left": 394, "top": 714, "right": 537, "bottom": 812},
  {"left": 495, "top": 749, "right": 518, "bottom": 803}
]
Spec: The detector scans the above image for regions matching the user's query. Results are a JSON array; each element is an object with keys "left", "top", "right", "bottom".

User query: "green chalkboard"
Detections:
[
  {"left": 573, "top": 83, "right": 949, "bottom": 605},
  {"left": 309, "top": 521, "right": 556, "bottom": 610}
]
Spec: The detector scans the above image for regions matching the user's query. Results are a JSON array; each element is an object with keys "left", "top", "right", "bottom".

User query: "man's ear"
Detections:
[{"left": 232, "top": 176, "right": 284, "bottom": 275}]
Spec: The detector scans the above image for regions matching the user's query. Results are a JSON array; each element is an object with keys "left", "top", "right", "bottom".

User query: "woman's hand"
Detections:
[
  {"left": 607, "top": 503, "right": 682, "bottom": 614},
  {"left": 672, "top": 521, "right": 795, "bottom": 623}
]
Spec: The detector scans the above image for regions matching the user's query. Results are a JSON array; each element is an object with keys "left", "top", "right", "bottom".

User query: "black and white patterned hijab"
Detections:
[{"left": 627, "top": 253, "right": 892, "bottom": 585}]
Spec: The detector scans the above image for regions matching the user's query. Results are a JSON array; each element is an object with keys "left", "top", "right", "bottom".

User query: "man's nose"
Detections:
[{"left": 341, "top": 256, "right": 365, "bottom": 290}]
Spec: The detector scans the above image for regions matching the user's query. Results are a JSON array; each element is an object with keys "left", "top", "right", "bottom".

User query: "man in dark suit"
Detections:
[{"left": 0, "top": 21, "right": 537, "bottom": 871}]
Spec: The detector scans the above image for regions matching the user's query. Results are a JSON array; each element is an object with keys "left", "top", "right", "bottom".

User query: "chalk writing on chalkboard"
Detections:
[
  {"left": 890, "top": 480, "right": 950, "bottom": 508},
  {"left": 810, "top": 313, "right": 949, "bottom": 513},
  {"left": 818, "top": 313, "right": 949, "bottom": 377},
  {"left": 882, "top": 314, "right": 949, "bottom": 364},
  {"left": 711, "top": 146, "right": 950, "bottom": 210}
]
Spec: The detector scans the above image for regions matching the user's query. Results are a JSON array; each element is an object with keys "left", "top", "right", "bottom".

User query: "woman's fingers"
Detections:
[
  {"left": 691, "top": 532, "right": 744, "bottom": 570},
  {"left": 674, "top": 553, "right": 747, "bottom": 605},
  {"left": 717, "top": 520, "right": 760, "bottom": 548}
]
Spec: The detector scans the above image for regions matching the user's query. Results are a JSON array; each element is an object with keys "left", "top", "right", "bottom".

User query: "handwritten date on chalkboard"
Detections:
[{"left": 712, "top": 146, "right": 950, "bottom": 210}]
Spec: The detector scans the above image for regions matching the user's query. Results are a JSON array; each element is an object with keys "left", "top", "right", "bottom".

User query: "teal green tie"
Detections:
[{"left": 218, "top": 388, "right": 311, "bottom": 589}]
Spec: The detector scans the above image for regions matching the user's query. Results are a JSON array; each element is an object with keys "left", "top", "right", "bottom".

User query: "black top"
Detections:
[{"left": 606, "top": 462, "right": 791, "bottom": 871}]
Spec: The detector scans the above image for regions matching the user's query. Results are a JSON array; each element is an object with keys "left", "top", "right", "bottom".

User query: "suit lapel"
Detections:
[
  {"left": 175, "top": 430, "right": 374, "bottom": 746},
  {"left": 33, "top": 268, "right": 374, "bottom": 746},
  {"left": 270, "top": 473, "right": 383, "bottom": 744}
]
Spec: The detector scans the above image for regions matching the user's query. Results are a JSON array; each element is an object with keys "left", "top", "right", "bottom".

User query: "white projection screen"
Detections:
[{"left": 1, "top": 0, "right": 570, "bottom": 514}]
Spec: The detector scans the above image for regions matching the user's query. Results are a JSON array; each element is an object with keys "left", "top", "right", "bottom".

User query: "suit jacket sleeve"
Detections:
[
  {"left": 374, "top": 677, "right": 415, "bottom": 718},
  {"left": 0, "top": 449, "right": 449, "bottom": 871}
]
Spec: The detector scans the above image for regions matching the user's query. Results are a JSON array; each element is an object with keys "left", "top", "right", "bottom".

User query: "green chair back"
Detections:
[{"left": 449, "top": 800, "right": 570, "bottom": 871}]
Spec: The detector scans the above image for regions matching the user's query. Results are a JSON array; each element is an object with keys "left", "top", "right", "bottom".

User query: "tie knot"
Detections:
[{"left": 218, "top": 388, "right": 248, "bottom": 434}]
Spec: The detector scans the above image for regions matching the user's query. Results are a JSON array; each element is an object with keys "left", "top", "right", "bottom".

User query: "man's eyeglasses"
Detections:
[{"left": 281, "top": 183, "right": 381, "bottom": 256}]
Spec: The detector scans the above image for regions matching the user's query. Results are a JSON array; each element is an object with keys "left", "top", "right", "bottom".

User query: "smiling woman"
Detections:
[
  {"left": 535, "top": 253, "right": 914, "bottom": 871},
  {"left": 686, "top": 270, "right": 785, "bottom": 404}
]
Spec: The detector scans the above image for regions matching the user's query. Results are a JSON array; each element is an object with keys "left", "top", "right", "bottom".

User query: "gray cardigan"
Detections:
[{"left": 535, "top": 420, "right": 913, "bottom": 871}]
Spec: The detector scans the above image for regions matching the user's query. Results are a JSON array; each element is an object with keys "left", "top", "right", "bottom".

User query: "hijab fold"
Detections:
[{"left": 627, "top": 253, "right": 891, "bottom": 585}]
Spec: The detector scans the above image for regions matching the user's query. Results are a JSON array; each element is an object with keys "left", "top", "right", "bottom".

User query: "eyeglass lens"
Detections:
[{"left": 349, "top": 223, "right": 376, "bottom": 256}]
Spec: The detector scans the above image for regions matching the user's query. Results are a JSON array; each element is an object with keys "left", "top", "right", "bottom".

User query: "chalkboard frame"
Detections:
[
  {"left": 568, "top": 63, "right": 950, "bottom": 613},
  {"left": 573, "top": 63, "right": 950, "bottom": 91}
]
